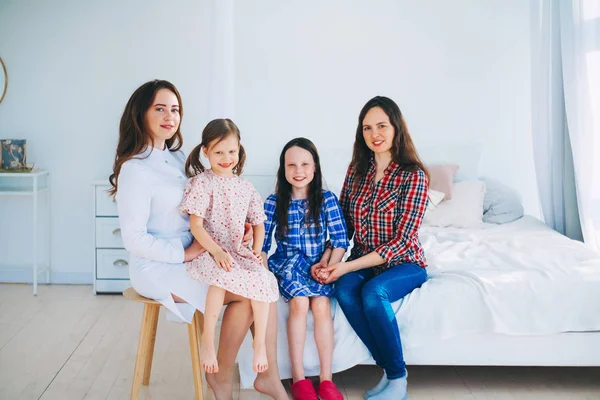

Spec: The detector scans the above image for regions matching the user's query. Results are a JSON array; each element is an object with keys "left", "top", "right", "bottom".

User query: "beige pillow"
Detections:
[{"left": 427, "top": 164, "right": 459, "bottom": 200}]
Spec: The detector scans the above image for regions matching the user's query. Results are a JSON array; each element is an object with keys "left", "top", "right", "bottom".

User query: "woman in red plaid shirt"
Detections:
[{"left": 313, "top": 96, "right": 429, "bottom": 400}]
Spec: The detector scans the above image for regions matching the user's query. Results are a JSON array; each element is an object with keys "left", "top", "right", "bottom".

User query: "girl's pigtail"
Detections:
[
  {"left": 234, "top": 144, "right": 246, "bottom": 176},
  {"left": 185, "top": 144, "right": 206, "bottom": 178}
]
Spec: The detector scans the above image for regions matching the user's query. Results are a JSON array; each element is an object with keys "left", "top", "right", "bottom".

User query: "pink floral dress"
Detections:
[{"left": 179, "top": 169, "right": 279, "bottom": 303}]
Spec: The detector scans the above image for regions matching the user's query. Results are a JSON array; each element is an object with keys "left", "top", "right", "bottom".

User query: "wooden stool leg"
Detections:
[
  {"left": 142, "top": 305, "right": 160, "bottom": 385},
  {"left": 130, "top": 303, "right": 156, "bottom": 400},
  {"left": 188, "top": 311, "right": 204, "bottom": 400}
]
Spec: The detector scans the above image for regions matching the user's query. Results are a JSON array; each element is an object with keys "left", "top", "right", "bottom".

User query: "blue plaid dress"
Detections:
[{"left": 262, "top": 190, "right": 350, "bottom": 300}]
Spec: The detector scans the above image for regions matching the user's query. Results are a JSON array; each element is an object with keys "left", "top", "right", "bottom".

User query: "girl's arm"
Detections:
[
  {"left": 311, "top": 192, "right": 350, "bottom": 281},
  {"left": 183, "top": 240, "right": 206, "bottom": 262},
  {"left": 324, "top": 191, "right": 351, "bottom": 264},
  {"left": 260, "top": 194, "right": 277, "bottom": 255},
  {"left": 252, "top": 223, "right": 266, "bottom": 260},
  {"left": 329, "top": 247, "right": 347, "bottom": 265},
  {"left": 260, "top": 251, "right": 269, "bottom": 268},
  {"left": 189, "top": 214, "right": 233, "bottom": 271},
  {"left": 319, "top": 247, "right": 332, "bottom": 264},
  {"left": 259, "top": 193, "right": 277, "bottom": 267}
]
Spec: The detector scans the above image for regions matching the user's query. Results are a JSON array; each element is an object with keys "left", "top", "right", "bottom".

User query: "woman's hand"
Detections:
[
  {"left": 242, "top": 222, "right": 253, "bottom": 247},
  {"left": 251, "top": 248, "right": 263, "bottom": 262},
  {"left": 213, "top": 248, "right": 234, "bottom": 272},
  {"left": 321, "top": 262, "right": 350, "bottom": 284},
  {"left": 260, "top": 252, "right": 269, "bottom": 269},
  {"left": 310, "top": 259, "right": 329, "bottom": 284},
  {"left": 184, "top": 239, "right": 206, "bottom": 262}
]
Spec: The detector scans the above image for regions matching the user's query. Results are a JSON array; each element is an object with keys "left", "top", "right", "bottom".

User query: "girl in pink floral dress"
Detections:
[{"left": 179, "top": 119, "right": 279, "bottom": 375}]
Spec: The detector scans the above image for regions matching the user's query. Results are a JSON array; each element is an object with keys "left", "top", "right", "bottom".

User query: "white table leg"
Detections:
[{"left": 33, "top": 175, "right": 38, "bottom": 296}]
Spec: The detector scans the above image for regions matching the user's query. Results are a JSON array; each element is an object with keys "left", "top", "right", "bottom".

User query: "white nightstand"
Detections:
[
  {"left": 92, "top": 181, "right": 130, "bottom": 294},
  {"left": 0, "top": 170, "right": 51, "bottom": 295}
]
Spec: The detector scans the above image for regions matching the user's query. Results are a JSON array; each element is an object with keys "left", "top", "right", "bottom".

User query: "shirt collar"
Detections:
[
  {"left": 137, "top": 144, "right": 170, "bottom": 159},
  {"left": 368, "top": 155, "right": 399, "bottom": 176}
]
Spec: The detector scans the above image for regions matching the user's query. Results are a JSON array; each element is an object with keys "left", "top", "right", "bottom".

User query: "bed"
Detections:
[{"left": 236, "top": 212, "right": 600, "bottom": 388}]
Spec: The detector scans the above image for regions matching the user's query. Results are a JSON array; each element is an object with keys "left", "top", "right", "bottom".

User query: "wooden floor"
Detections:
[{"left": 1, "top": 284, "right": 599, "bottom": 400}]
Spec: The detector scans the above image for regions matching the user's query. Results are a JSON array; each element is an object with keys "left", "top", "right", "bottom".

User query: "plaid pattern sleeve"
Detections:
[
  {"left": 343, "top": 161, "right": 428, "bottom": 271},
  {"left": 374, "top": 169, "right": 428, "bottom": 264},
  {"left": 323, "top": 191, "right": 350, "bottom": 250},
  {"left": 262, "top": 194, "right": 278, "bottom": 254},
  {"left": 339, "top": 165, "right": 355, "bottom": 242}
]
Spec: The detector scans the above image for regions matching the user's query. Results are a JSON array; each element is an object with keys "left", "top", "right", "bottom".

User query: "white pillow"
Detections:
[
  {"left": 423, "top": 181, "right": 486, "bottom": 228},
  {"left": 427, "top": 189, "right": 446, "bottom": 211}
]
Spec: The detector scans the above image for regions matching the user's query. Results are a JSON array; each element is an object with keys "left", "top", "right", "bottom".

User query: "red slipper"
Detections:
[
  {"left": 291, "top": 379, "right": 318, "bottom": 400},
  {"left": 317, "top": 380, "right": 344, "bottom": 400}
]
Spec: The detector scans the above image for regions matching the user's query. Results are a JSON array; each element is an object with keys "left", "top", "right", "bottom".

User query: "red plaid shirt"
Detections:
[{"left": 339, "top": 158, "right": 428, "bottom": 273}]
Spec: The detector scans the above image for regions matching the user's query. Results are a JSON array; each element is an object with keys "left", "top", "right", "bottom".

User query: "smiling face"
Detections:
[
  {"left": 202, "top": 134, "right": 240, "bottom": 177},
  {"left": 145, "top": 88, "right": 180, "bottom": 148},
  {"left": 284, "top": 145, "right": 316, "bottom": 196},
  {"left": 361, "top": 106, "right": 395, "bottom": 156}
]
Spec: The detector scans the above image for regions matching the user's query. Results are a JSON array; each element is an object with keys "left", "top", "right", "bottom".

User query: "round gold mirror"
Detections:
[{"left": 0, "top": 58, "right": 7, "bottom": 103}]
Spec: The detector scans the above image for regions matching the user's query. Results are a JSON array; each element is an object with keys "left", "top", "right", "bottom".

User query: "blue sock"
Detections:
[
  {"left": 364, "top": 371, "right": 388, "bottom": 398},
  {"left": 368, "top": 374, "right": 407, "bottom": 400}
]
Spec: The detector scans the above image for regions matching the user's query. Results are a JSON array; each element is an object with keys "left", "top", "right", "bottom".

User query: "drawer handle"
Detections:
[
  {"left": 112, "top": 228, "right": 121, "bottom": 236},
  {"left": 113, "top": 259, "right": 128, "bottom": 267}
]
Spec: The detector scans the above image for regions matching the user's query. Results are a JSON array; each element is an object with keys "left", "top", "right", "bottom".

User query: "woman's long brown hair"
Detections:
[
  {"left": 274, "top": 138, "right": 323, "bottom": 238},
  {"left": 108, "top": 80, "right": 183, "bottom": 197},
  {"left": 350, "top": 96, "right": 428, "bottom": 180},
  {"left": 184, "top": 118, "right": 246, "bottom": 178}
]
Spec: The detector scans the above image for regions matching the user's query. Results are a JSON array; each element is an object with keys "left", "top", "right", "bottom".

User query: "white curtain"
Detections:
[
  {"left": 531, "top": 0, "right": 582, "bottom": 240},
  {"left": 531, "top": 0, "right": 600, "bottom": 246},
  {"left": 208, "top": 0, "right": 235, "bottom": 119},
  {"left": 559, "top": 0, "right": 600, "bottom": 250}
]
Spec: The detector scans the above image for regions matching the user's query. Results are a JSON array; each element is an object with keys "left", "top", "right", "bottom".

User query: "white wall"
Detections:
[
  {"left": 0, "top": 0, "right": 540, "bottom": 283},
  {"left": 0, "top": 0, "right": 213, "bottom": 282},
  {"left": 236, "top": 0, "right": 538, "bottom": 205}
]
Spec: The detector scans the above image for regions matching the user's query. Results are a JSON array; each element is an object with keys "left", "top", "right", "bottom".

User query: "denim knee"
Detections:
[
  {"left": 335, "top": 278, "right": 358, "bottom": 307},
  {"left": 361, "top": 284, "right": 388, "bottom": 310},
  {"left": 335, "top": 287, "right": 355, "bottom": 308}
]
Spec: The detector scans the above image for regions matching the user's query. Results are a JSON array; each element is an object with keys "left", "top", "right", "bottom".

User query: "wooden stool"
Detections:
[{"left": 123, "top": 287, "right": 205, "bottom": 400}]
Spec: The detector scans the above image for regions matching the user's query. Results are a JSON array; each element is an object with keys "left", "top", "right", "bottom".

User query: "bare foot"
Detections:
[
  {"left": 200, "top": 341, "right": 219, "bottom": 374},
  {"left": 252, "top": 342, "right": 269, "bottom": 373},
  {"left": 205, "top": 372, "right": 234, "bottom": 400},
  {"left": 254, "top": 374, "right": 290, "bottom": 400}
]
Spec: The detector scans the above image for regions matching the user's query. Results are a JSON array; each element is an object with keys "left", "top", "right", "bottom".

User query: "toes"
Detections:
[
  {"left": 203, "top": 361, "right": 219, "bottom": 374},
  {"left": 257, "top": 363, "right": 268, "bottom": 373}
]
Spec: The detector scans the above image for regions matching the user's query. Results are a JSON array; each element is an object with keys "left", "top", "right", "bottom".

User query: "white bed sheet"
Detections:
[{"left": 237, "top": 216, "right": 600, "bottom": 387}]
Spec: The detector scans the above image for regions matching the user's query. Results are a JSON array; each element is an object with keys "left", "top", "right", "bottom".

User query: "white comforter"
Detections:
[{"left": 237, "top": 216, "right": 600, "bottom": 387}]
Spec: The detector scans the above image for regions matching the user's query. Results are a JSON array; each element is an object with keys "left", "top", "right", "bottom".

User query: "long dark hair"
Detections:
[
  {"left": 351, "top": 96, "right": 428, "bottom": 180},
  {"left": 109, "top": 80, "right": 183, "bottom": 197},
  {"left": 275, "top": 138, "right": 323, "bottom": 238},
  {"left": 184, "top": 118, "right": 246, "bottom": 178}
]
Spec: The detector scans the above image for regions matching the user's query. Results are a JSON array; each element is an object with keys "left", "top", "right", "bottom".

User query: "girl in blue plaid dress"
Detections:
[{"left": 261, "top": 138, "right": 349, "bottom": 400}]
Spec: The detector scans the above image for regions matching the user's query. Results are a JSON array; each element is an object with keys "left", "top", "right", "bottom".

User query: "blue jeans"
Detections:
[{"left": 335, "top": 263, "right": 427, "bottom": 379}]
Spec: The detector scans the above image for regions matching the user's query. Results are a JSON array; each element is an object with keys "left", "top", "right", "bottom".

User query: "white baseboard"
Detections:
[{"left": 0, "top": 266, "right": 92, "bottom": 284}]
